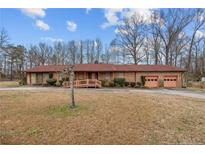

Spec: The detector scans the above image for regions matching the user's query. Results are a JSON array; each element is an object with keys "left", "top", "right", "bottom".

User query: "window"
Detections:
[
  {"left": 49, "top": 73, "right": 53, "bottom": 79},
  {"left": 105, "top": 73, "right": 110, "bottom": 80},
  {"left": 117, "top": 72, "right": 124, "bottom": 78}
]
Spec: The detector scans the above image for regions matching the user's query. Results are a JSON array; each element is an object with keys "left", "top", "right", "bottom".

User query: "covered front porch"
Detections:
[{"left": 75, "top": 72, "right": 114, "bottom": 81}]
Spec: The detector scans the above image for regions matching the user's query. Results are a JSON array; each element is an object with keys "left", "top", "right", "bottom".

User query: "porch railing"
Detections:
[{"left": 63, "top": 79, "right": 102, "bottom": 88}]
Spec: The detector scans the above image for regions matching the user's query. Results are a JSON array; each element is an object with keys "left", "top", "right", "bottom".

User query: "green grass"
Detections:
[
  {"left": 26, "top": 128, "right": 40, "bottom": 136},
  {"left": 0, "top": 128, "right": 40, "bottom": 137},
  {"left": 0, "top": 130, "right": 23, "bottom": 137},
  {"left": 46, "top": 104, "right": 87, "bottom": 117},
  {"left": 0, "top": 81, "right": 19, "bottom": 87}
]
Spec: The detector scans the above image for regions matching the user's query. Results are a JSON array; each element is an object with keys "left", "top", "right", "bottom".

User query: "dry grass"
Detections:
[
  {"left": 0, "top": 90, "right": 205, "bottom": 144},
  {"left": 187, "top": 87, "right": 205, "bottom": 92},
  {"left": 0, "top": 81, "right": 19, "bottom": 87}
]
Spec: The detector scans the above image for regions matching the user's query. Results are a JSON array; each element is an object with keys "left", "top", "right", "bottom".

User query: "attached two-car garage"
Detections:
[{"left": 144, "top": 75, "right": 177, "bottom": 88}]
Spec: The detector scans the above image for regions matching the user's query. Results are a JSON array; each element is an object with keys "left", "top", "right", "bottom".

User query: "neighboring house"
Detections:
[
  {"left": 25, "top": 64, "right": 186, "bottom": 88},
  {"left": 202, "top": 76, "right": 205, "bottom": 82}
]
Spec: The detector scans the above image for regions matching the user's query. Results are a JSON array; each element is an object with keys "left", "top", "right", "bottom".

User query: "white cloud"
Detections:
[
  {"left": 40, "top": 37, "right": 63, "bottom": 42},
  {"left": 86, "top": 8, "right": 92, "bottom": 14},
  {"left": 114, "top": 28, "right": 128, "bottom": 35},
  {"left": 101, "top": 9, "right": 123, "bottom": 29},
  {"left": 101, "top": 8, "right": 154, "bottom": 29},
  {"left": 66, "top": 21, "right": 77, "bottom": 32},
  {"left": 20, "top": 8, "right": 46, "bottom": 18},
  {"left": 196, "top": 30, "right": 205, "bottom": 39},
  {"left": 122, "top": 8, "right": 153, "bottom": 23},
  {"left": 114, "top": 28, "right": 119, "bottom": 34},
  {"left": 35, "top": 20, "right": 50, "bottom": 31}
]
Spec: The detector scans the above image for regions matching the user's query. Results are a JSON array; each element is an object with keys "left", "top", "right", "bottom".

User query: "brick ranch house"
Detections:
[{"left": 25, "top": 64, "right": 186, "bottom": 88}]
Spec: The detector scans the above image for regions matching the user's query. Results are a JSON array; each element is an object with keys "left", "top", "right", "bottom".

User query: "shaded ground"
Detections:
[{"left": 0, "top": 90, "right": 205, "bottom": 144}]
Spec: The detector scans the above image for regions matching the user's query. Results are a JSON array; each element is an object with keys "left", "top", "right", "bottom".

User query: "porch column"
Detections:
[
  {"left": 112, "top": 72, "right": 115, "bottom": 80},
  {"left": 29, "top": 73, "right": 32, "bottom": 85},
  {"left": 84, "top": 72, "right": 86, "bottom": 79}
]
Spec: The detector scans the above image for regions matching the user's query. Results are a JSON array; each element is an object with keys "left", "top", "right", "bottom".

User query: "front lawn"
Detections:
[{"left": 0, "top": 90, "right": 205, "bottom": 144}]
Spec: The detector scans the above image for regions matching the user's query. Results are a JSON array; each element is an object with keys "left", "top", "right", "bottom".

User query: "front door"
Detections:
[
  {"left": 88, "top": 72, "right": 98, "bottom": 79},
  {"left": 36, "top": 73, "right": 43, "bottom": 84}
]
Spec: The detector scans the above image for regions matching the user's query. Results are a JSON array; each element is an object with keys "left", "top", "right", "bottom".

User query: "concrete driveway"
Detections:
[{"left": 0, "top": 86, "right": 205, "bottom": 100}]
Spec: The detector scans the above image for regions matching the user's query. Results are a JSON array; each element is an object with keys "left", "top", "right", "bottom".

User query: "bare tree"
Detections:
[
  {"left": 0, "top": 28, "right": 9, "bottom": 77},
  {"left": 68, "top": 41, "right": 77, "bottom": 64},
  {"left": 90, "top": 40, "right": 95, "bottom": 63},
  {"left": 85, "top": 40, "right": 90, "bottom": 63},
  {"left": 116, "top": 15, "right": 145, "bottom": 64},
  {"left": 79, "top": 40, "right": 84, "bottom": 64},
  {"left": 149, "top": 13, "right": 162, "bottom": 64},
  {"left": 172, "top": 32, "right": 189, "bottom": 66},
  {"left": 153, "top": 9, "right": 194, "bottom": 65},
  {"left": 95, "top": 38, "right": 102, "bottom": 63},
  {"left": 38, "top": 43, "right": 51, "bottom": 65},
  {"left": 187, "top": 9, "right": 205, "bottom": 72},
  {"left": 0, "top": 28, "right": 9, "bottom": 48}
]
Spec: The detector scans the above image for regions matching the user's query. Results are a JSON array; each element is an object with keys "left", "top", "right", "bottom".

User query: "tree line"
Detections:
[{"left": 0, "top": 8, "right": 205, "bottom": 81}]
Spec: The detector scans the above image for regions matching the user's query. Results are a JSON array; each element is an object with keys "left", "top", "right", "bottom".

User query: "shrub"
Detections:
[
  {"left": 46, "top": 78, "right": 57, "bottom": 86},
  {"left": 158, "top": 79, "right": 164, "bottom": 87},
  {"left": 18, "top": 77, "right": 27, "bottom": 85},
  {"left": 125, "top": 82, "right": 130, "bottom": 87},
  {"left": 113, "top": 78, "right": 126, "bottom": 87},
  {"left": 18, "top": 80, "right": 23, "bottom": 85},
  {"left": 59, "top": 79, "right": 63, "bottom": 86},
  {"left": 109, "top": 81, "right": 115, "bottom": 87},
  {"left": 55, "top": 81, "right": 61, "bottom": 87},
  {"left": 134, "top": 82, "right": 141, "bottom": 88},
  {"left": 62, "top": 77, "right": 69, "bottom": 81},
  {"left": 130, "top": 82, "right": 136, "bottom": 87},
  {"left": 136, "top": 82, "right": 142, "bottom": 86},
  {"left": 101, "top": 80, "right": 110, "bottom": 87}
]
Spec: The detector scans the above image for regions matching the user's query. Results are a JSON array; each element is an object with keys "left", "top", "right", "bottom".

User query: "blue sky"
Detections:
[
  {"left": 1, "top": 8, "right": 204, "bottom": 47},
  {"left": 0, "top": 8, "right": 118, "bottom": 46}
]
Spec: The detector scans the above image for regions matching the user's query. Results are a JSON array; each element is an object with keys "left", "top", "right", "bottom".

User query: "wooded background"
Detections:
[{"left": 0, "top": 9, "right": 204, "bottom": 81}]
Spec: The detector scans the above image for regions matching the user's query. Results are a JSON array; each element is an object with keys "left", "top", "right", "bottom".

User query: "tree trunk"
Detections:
[
  {"left": 154, "top": 50, "right": 158, "bottom": 65},
  {"left": 10, "top": 59, "right": 13, "bottom": 81},
  {"left": 187, "top": 31, "right": 196, "bottom": 72},
  {"left": 80, "top": 41, "right": 83, "bottom": 64},
  {"left": 69, "top": 70, "right": 75, "bottom": 108},
  {"left": 165, "top": 46, "right": 169, "bottom": 65}
]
